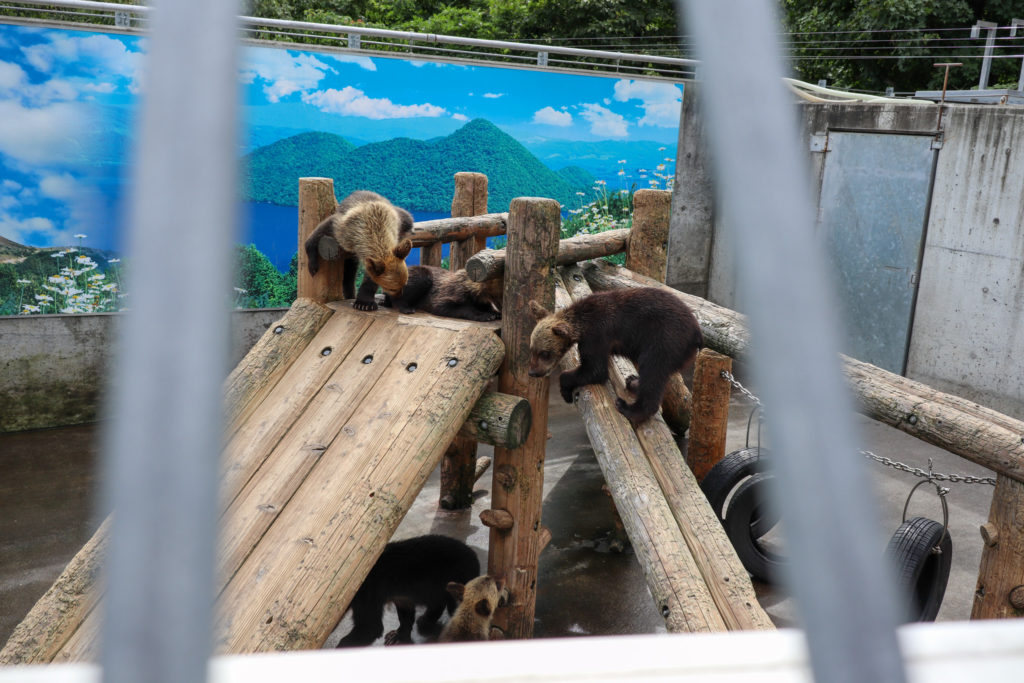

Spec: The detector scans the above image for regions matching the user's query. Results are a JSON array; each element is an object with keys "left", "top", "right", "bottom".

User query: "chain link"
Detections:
[{"left": 719, "top": 370, "right": 998, "bottom": 487}]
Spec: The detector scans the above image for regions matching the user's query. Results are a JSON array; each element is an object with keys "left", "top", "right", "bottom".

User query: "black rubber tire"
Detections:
[
  {"left": 700, "top": 447, "right": 769, "bottom": 522},
  {"left": 885, "top": 516, "right": 952, "bottom": 622},
  {"left": 723, "top": 472, "right": 786, "bottom": 584}
]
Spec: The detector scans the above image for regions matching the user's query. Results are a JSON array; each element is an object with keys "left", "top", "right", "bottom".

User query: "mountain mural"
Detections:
[{"left": 242, "top": 118, "right": 596, "bottom": 213}]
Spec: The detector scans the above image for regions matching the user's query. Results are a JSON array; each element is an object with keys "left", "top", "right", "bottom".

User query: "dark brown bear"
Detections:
[
  {"left": 304, "top": 190, "right": 415, "bottom": 311},
  {"left": 382, "top": 265, "right": 503, "bottom": 322},
  {"left": 336, "top": 534, "right": 480, "bottom": 647},
  {"left": 528, "top": 287, "right": 702, "bottom": 424}
]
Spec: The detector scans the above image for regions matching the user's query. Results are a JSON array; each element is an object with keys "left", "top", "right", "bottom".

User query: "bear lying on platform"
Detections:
[
  {"left": 304, "top": 190, "right": 414, "bottom": 311},
  {"left": 382, "top": 265, "right": 503, "bottom": 322},
  {"left": 527, "top": 287, "right": 702, "bottom": 424},
  {"left": 335, "top": 534, "right": 480, "bottom": 647}
]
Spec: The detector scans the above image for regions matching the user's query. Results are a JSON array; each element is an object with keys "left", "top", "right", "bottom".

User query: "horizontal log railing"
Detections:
[{"left": 409, "top": 212, "right": 508, "bottom": 247}]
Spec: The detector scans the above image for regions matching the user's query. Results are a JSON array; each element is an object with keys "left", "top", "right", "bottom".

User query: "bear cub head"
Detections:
[
  {"left": 365, "top": 237, "right": 412, "bottom": 297},
  {"left": 527, "top": 300, "right": 577, "bottom": 377}
]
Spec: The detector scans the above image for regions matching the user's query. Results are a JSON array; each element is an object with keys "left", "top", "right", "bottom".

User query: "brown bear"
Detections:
[
  {"left": 437, "top": 574, "right": 504, "bottom": 643},
  {"left": 335, "top": 535, "right": 480, "bottom": 647},
  {"left": 304, "top": 190, "right": 415, "bottom": 311},
  {"left": 528, "top": 287, "right": 702, "bottom": 424},
  {"left": 382, "top": 265, "right": 503, "bottom": 322}
]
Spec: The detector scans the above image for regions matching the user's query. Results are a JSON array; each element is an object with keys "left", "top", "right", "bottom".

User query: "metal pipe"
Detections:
[
  {"left": 98, "top": 0, "right": 239, "bottom": 681},
  {"left": 676, "top": 1, "right": 907, "bottom": 682}
]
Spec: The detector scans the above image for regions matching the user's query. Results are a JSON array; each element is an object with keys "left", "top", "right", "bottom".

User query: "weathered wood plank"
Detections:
[
  {"left": 626, "top": 189, "right": 671, "bottom": 281},
  {"left": 410, "top": 213, "right": 508, "bottom": 246},
  {"left": 455, "top": 392, "right": 532, "bottom": 449},
  {"left": 224, "top": 298, "right": 334, "bottom": 434},
  {"left": 214, "top": 323, "right": 504, "bottom": 653},
  {"left": 466, "top": 228, "right": 629, "bottom": 283},
  {"left": 972, "top": 475, "right": 1024, "bottom": 620}
]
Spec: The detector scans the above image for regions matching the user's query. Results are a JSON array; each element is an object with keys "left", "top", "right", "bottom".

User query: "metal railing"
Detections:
[{"left": 0, "top": 0, "right": 698, "bottom": 80}]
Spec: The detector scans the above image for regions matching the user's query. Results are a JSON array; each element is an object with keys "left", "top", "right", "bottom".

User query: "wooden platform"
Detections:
[{"left": 1, "top": 302, "right": 504, "bottom": 662}]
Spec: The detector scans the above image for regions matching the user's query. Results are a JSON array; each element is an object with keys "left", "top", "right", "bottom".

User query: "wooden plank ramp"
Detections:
[
  {"left": 1, "top": 300, "right": 504, "bottom": 662},
  {"left": 555, "top": 265, "right": 774, "bottom": 633}
]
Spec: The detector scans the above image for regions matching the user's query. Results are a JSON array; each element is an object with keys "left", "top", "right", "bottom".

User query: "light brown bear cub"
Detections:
[
  {"left": 528, "top": 287, "right": 702, "bottom": 424},
  {"left": 304, "top": 190, "right": 414, "bottom": 311},
  {"left": 437, "top": 575, "right": 504, "bottom": 642}
]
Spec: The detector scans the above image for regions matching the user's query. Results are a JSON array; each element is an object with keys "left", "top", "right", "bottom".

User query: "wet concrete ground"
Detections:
[{"left": 0, "top": 371, "right": 996, "bottom": 649}]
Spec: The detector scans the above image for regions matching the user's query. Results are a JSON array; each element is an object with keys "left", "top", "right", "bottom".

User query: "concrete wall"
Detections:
[
  {"left": 0, "top": 308, "right": 285, "bottom": 432},
  {"left": 670, "top": 99, "right": 1024, "bottom": 419}
]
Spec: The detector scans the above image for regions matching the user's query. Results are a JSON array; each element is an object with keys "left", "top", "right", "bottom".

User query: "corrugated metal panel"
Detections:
[{"left": 817, "top": 131, "right": 936, "bottom": 374}]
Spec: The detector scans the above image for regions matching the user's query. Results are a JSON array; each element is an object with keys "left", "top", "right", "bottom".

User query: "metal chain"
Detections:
[{"left": 719, "top": 370, "right": 998, "bottom": 487}]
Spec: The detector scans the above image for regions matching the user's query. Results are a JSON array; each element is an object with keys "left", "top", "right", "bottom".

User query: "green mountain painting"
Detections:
[{"left": 242, "top": 119, "right": 595, "bottom": 212}]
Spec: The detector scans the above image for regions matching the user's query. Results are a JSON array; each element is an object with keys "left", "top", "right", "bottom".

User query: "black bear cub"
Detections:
[
  {"left": 383, "top": 265, "right": 503, "bottom": 322},
  {"left": 528, "top": 287, "right": 702, "bottom": 424},
  {"left": 336, "top": 534, "right": 480, "bottom": 647}
]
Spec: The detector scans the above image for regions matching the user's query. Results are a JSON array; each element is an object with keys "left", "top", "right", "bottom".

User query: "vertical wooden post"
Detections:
[
  {"left": 972, "top": 475, "right": 1024, "bottom": 619},
  {"left": 626, "top": 188, "right": 692, "bottom": 435},
  {"left": 486, "top": 196, "right": 560, "bottom": 639},
  {"left": 297, "top": 178, "right": 344, "bottom": 303},
  {"left": 439, "top": 172, "right": 490, "bottom": 509},
  {"left": 420, "top": 242, "right": 443, "bottom": 268},
  {"left": 448, "top": 172, "right": 489, "bottom": 271},
  {"left": 687, "top": 348, "right": 733, "bottom": 480}
]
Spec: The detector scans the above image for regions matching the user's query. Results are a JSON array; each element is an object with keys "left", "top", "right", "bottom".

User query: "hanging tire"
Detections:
[
  {"left": 700, "top": 447, "right": 769, "bottom": 522},
  {"left": 723, "top": 472, "right": 786, "bottom": 583},
  {"left": 885, "top": 516, "right": 952, "bottom": 622}
]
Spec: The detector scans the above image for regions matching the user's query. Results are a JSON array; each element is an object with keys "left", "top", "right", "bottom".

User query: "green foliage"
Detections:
[
  {"left": 232, "top": 244, "right": 297, "bottom": 308},
  {"left": 782, "top": 0, "right": 1020, "bottom": 92},
  {"left": 561, "top": 182, "right": 638, "bottom": 266},
  {"left": 0, "top": 246, "right": 125, "bottom": 316},
  {"left": 242, "top": 118, "right": 596, "bottom": 211}
]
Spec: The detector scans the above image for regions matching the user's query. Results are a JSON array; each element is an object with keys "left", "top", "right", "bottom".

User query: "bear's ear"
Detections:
[
  {"left": 366, "top": 258, "right": 385, "bottom": 277},
  {"left": 393, "top": 238, "right": 412, "bottom": 260},
  {"left": 474, "top": 598, "right": 492, "bottom": 617},
  {"left": 552, "top": 322, "right": 572, "bottom": 339},
  {"left": 528, "top": 300, "right": 549, "bottom": 320},
  {"left": 446, "top": 581, "right": 465, "bottom": 603}
]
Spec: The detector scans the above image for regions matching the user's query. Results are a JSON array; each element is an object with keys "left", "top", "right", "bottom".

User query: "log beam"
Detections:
[
  {"left": 456, "top": 392, "right": 532, "bottom": 449},
  {"left": 688, "top": 349, "right": 734, "bottom": 481},
  {"left": 297, "top": 177, "right": 344, "bottom": 303},
  {"left": 466, "top": 228, "right": 629, "bottom": 283}
]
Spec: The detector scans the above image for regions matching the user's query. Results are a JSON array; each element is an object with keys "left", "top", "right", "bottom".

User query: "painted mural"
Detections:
[{"left": 0, "top": 22, "right": 681, "bottom": 313}]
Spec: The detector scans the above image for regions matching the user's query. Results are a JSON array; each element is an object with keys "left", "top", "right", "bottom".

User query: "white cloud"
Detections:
[
  {"left": 483, "top": 92, "right": 504, "bottom": 99},
  {"left": 2, "top": 179, "right": 23, "bottom": 192},
  {"left": 39, "top": 173, "right": 79, "bottom": 200},
  {"left": 324, "top": 54, "right": 377, "bottom": 72},
  {"left": 532, "top": 106, "right": 573, "bottom": 127},
  {"left": 0, "top": 61, "right": 27, "bottom": 92},
  {"left": 301, "top": 86, "right": 447, "bottom": 119},
  {"left": 23, "top": 34, "right": 143, "bottom": 83},
  {"left": 0, "top": 100, "right": 89, "bottom": 164},
  {"left": 0, "top": 213, "right": 55, "bottom": 244},
  {"left": 452, "top": 113, "right": 469, "bottom": 121},
  {"left": 580, "top": 103, "right": 628, "bottom": 138},
  {"left": 241, "top": 49, "right": 335, "bottom": 102},
  {"left": 612, "top": 79, "right": 682, "bottom": 127}
]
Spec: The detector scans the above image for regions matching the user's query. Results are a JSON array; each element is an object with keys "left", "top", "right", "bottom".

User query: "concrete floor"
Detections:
[{"left": 0, "top": 371, "right": 996, "bottom": 650}]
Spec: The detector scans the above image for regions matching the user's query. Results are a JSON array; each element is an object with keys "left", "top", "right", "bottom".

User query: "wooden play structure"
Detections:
[{"left": 4, "top": 170, "right": 1023, "bottom": 665}]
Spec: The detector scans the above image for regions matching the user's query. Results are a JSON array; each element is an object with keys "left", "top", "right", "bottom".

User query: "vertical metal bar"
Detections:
[
  {"left": 1012, "top": 20, "right": 1024, "bottom": 91},
  {"left": 676, "top": 2, "right": 907, "bottom": 683},
  {"left": 99, "top": 0, "right": 239, "bottom": 682},
  {"left": 972, "top": 21, "right": 998, "bottom": 90}
]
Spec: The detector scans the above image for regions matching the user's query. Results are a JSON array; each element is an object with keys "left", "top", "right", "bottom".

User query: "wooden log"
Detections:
[
  {"left": 688, "top": 349, "right": 734, "bottom": 481},
  {"left": 214, "top": 323, "right": 505, "bottom": 653},
  {"left": 439, "top": 173, "right": 491, "bottom": 509},
  {"left": 474, "top": 455, "right": 493, "bottom": 481},
  {"left": 480, "top": 509, "right": 515, "bottom": 530},
  {"left": 223, "top": 298, "right": 333, "bottom": 434},
  {"left": 0, "top": 518, "right": 109, "bottom": 665},
  {"left": 487, "top": 196, "right": 561, "bottom": 639},
  {"left": 456, "top": 392, "right": 532, "bottom": 449},
  {"left": 420, "top": 241, "right": 443, "bottom": 267},
  {"left": 582, "top": 260, "right": 1024, "bottom": 483},
  {"left": 626, "top": 189, "right": 672, "bottom": 281},
  {"left": 553, "top": 271, "right": 727, "bottom": 633},
  {"left": 561, "top": 265, "right": 773, "bottom": 632},
  {"left": 973, "top": 475, "right": 1024, "bottom": 619},
  {"left": 297, "top": 178, "right": 345, "bottom": 303},
  {"left": 466, "top": 228, "right": 629, "bottom": 283},
  {"left": 409, "top": 213, "right": 508, "bottom": 246}
]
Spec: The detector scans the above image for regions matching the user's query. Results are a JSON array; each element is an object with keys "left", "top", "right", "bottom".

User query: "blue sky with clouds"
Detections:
[{"left": 0, "top": 23, "right": 681, "bottom": 252}]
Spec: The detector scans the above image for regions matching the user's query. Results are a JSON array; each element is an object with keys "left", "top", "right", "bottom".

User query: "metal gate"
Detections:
[{"left": 816, "top": 131, "right": 937, "bottom": 374}]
